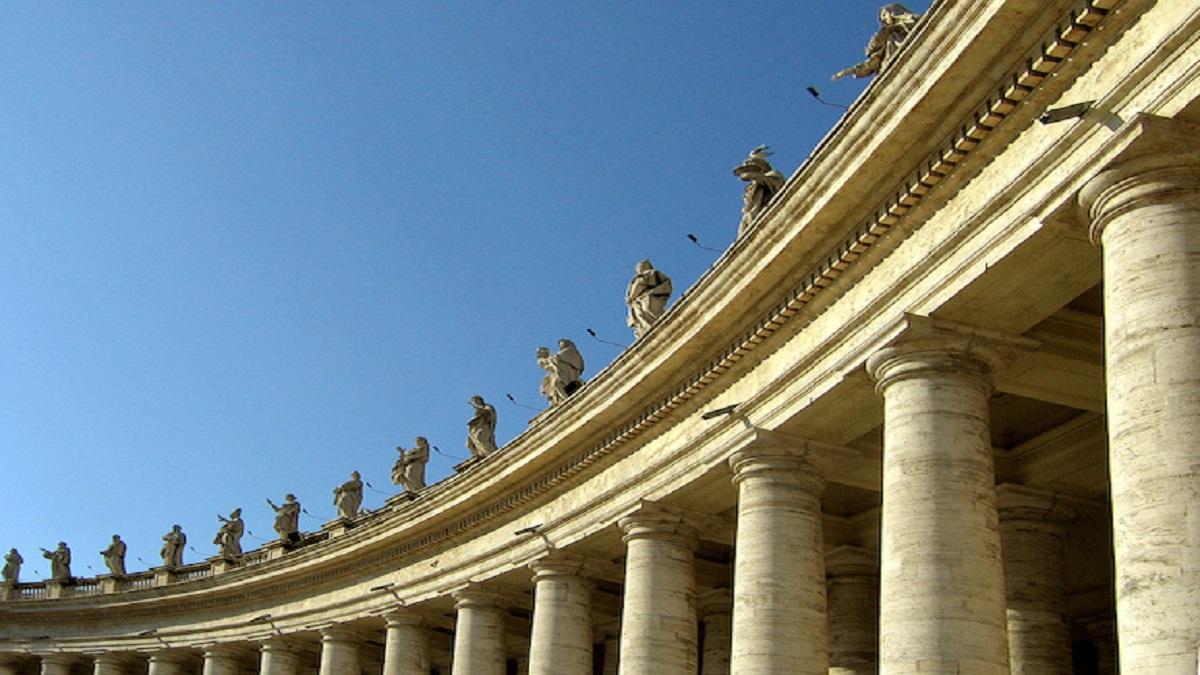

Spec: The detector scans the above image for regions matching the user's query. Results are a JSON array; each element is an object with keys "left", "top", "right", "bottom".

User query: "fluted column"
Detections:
[
  {"left": 825, "top": 546, "right": 879, "bottom": 675},
  {"left": 1080, "top": 120, "right": 1200, "bottom": 673},
  {"left": 147, "top": 651, "right": 193, "bottom": 675},
  {"left": 383, "top": 609, "right": 430, "bottom": 675},
  {"left": 259, "top": 639, "right": 302, "bottom": 675},
  {"left": 698, "top": 589, "right": 732, "bottom": 675},
  {"left": 39, "top": 654, "right": 78, "bottom": 675},
  {"left": 996, "top": 484, "right": 1073, "bottom": 674},
  {"left": 451, "top": 586, "right": 507, "bottom": 675},
  {"left": 867, "top": 319, "right": 1026, "bottom": 674},
  {"left": 201, "top": 645, "right": 242, "bottom": 675},
  {"left": 527, "top": 553, "right": 594, "bottom": 675},
  {"left": 617, "top": 505, "right": 698, "bottom": 675},
  {"left": 93, "top": 654, "right": 134, "bottom": 675},
  {"left": 318, "top": 626, "right": 361, "bottom": 675},
  {"left": 728, "top": 443, "right": 827, "bottom": 674}
]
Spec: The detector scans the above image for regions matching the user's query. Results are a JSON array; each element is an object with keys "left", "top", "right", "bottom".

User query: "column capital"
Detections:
[
  {"left": 867, "top": 314, "right": 1038, "bottom": 394},
  {"left": 1078, "top": 114, "right": 1200, "bottom": 245},
  {"left": 995, "top": 483, "right": 1076, "bottom": 526},
  {"left": 697, "top": 588, "right": 733, "bottom": 618},
  {"left": 257, "top": 637, "right": 303, "bottom": 654},
  {"left": 728, "top": 433, "right": 829, "bottom": 494},
  {"left": 317, "top": 624, "right": 366, "bottom": 642},
  {"left": 451, "top": 583, "right": 508, "bottom": 610},
  {"left": 145, "top": 649, "right": 195, "bottom": 665},
  {"left": 825, "top": 545, "right": 878, "bottom": 577},
  {"left": 528, "top": 551, "right": 592, "bottom": 581},
  {"left": 200, "top": 643, "right": 251, "bottom": 659},
  {"left": 383, "top": 607, "right": 425, "bottom": 628},
  {"left": 618, "top": 502, "right": 699, "bottom": 549}
]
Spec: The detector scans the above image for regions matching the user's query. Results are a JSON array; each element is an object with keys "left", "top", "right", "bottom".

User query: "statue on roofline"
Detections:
[
  {"left": 214, "top": 508, "right": 245, "bottom": 559},
  {"left": 392, "top": 437, "right": 430, "bottom": 494},
  {"left": 626, "top": 259, "right": 673, "bottom": 338},
  {"left": 100, "top": 534, "right": 127, "bottom": 576},
  {"left": 467, "top": 396, "right": 499, "bottom": 458},
  {"left": 333, "top": 471, "right": 364, "bottom": 520},
  {"left": 41, "top": 542, "right": 72, "bottom": 581},
  {"left": 833, "top": 4, "right": 922, "bottom": 80},
  {"left": 267, "top": 494, "right": 302, "bottom": 544},
  {"left": 537, "top": 339, "right": 586, "bottom": 405},
  {"left": 734, "top": 146, "right": 786, "bottom": 236},
  {"left": 3, "top": 549, "right": 23, "bottom": 584},
  {"left": 160, "top": 525, "right": 186, "bottom": 569}
]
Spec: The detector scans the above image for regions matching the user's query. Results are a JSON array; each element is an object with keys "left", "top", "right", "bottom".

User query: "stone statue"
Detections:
[
  {"left": 100, "top": 535, "right": 127, "bottom": 576},
  {"left": 160, "top": 525, "right": 186, "bottom": 569},
  {"left": 267, "top": 494, "right": 302, "bottom": 544},
  {"left": 333, "top": 472, "right": 364, "bottom": 519},
  {"left": 538, "top": 339, "right": 587, "bottom": 405},
  {"left": 41, "top": 542, "right": 71, "bottom": 581},
  {"left": 833, "top": 4, "right": 922, "bottom": 80},
  {"left": 392, "top": 438, "right": 430, "bottom": 494},
  {"left": 734, "top": 146, "right": 786, "bottom": 236},
  {"left": 467, "top": 396, "right": 499, "bottom": 458},
  {"left": 625, "top": 260, "right": 673, "bottom": 338},
  {"left": 214, "top": 508, "right": 244, "bottom": 559},
  {"left": 3, "top": 549, "right": 23, "bottom": 584}
]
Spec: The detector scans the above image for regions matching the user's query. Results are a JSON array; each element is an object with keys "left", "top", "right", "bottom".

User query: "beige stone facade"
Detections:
[{"left": 3, "top": 1, "right": 1199, "bottom": 673}]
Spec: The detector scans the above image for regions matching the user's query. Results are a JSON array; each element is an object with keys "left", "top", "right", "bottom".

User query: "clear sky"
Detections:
[{"left": 0, "top": 1, "right": 928, "bottom": 581}]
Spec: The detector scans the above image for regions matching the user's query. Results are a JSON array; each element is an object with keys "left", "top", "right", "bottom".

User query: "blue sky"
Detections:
[{"left": 0, "top": 1, "right": 926, "bottom": 580}]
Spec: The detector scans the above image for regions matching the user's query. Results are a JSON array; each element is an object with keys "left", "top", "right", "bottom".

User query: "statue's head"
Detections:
[
  {"left": 231, "top": 508, "right": 242, "bottom": 518},
  {"left": 470, "top": 395, "right": 484, "bottom": 405},
  {"left": 285, "top": 494, "right": 296, "bottom": 502},
  {"left": 112, "top": 535, "right": 121, "bottom": 541},
  {"left": 880, "top": 4, "right": 913, "bottom": 24},
  {"left": 734, "top": 146, "right": 773, "bottom": 181},
  {"left": 58, "top": 541, "right": 67, "bottom": 548},
  {"left": 351, "top": 470, "right": 361, "bottom": 479},
  {"left": 558, "top": 338, "right": 575, "bottom": 350},
  {"left": 536, "top": 346, "right": 550, "bottom": 358},
  {"left": 172, "top": 525, "right": 181, "bottom": 532},
  {"left": 636, "top": 259, "right": 653, "bottom": 273},
  {"left": 415, "top": 436, "right": 429, "bottom": 448}
]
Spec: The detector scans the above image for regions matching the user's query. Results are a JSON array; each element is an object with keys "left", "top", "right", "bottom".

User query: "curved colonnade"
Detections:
[{"left": 4, "top": 0, "right": 1200, "bottom": 673}]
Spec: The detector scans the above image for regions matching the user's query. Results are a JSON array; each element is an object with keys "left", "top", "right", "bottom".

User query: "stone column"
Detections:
[
  {"left": 825, "top": 546, "right": 879, "bottom": 675},
  {"left": 39, "top": 654, "right": 77, "bottom": 675},
  {"left": 201, "top": 645, "right": 241, "bottom": 675},
  {"left": 594, "top": 621, "right": 619, "bottom": 675},
  {"left": 92, "top": 654, "right": 133, "bottom": 675},
  {"left": 451, "top": 586, "right": 507, "bottom": 675},
  {"left": 318, "top": 626, "right": 361, "bottom": 675},
  {"left": 1080, "top": 123, "right": 1200, "bottom": 673},
  {"left": 1080, "top": 616, "right": 1117, "bottom": 675},
  {"left": 698, "top": 589, "right": 732, "bottom": 675},
  {"left": 728, "top": 443, "right": 827, "bottom": 674},
  {"left": 0, "top": 656, "right": 26, "bottom": 675},
  {"left": 147, "top": 651, "right": 193, "bottom": 675},
  {"left": 617, "top": 505, "right": 698, "bottom": 675},
  {"left": 527, "top": 553, "right": 593, "bottom": 675},
  {"left": 867, "top": 319, "right": 1025, "bottom": 674},
  {"left": 383, "top": 609, "right": 430, "bottom": 675},
  {"left": 600, "top": 635, "right": 619, "bottom": 675},
  {"left": 996, "top": 484, "right": 1073, "bottom": 674},
  {"left": 259, "top": 639, "right": 303, "bottom": 675}
]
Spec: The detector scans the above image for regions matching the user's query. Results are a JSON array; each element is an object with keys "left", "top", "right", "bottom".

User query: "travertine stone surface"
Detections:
[
  {"left": 527, "top": 554, "right": 593, "bottom": 675},
  {"left": 383, "top": 610, "right": 430, "bottom": 675},
  {"left": 996, "top": 484, "right": 1073, "bottom": 674},
  {"left": 825, "top": 546, "right": 879, "bottom": 675},
  {"left": 618, "top": 506, "right": 698, "bottom": 675},
  {"left": 728, "top": 445, "right": 827, "bottom": 674},
  {"left": 452, "top": 587, "right": 507, "bottom": 675},
  {"left": 1081, "top": 143, "right": 1200, "bottom": 673},
  {"left": 201, "top": 645, "right": 241, "bottom": 675},
  {"left": 868, "top": 322, "right": 1017, "bottom": 674},
  {"left": 697, "top": 588, "right": 732, "bottom": 675},
  {"left": 93, "top": 654, "right": 132, "bottom": 675},
  {"left": 38, "top": 654, "right": 77, "bottom": 675},
  {"left": 147, "top": 651, "right": 192, "bottom": 675},
  {"left": 318, "top": 627, "right": 361, "bottom": 675},
  {"left": 600, "top": 634, "right": 619, "bottom": 675},
  {"left": 259, "top": 639, "right": 302, "bottom": 675}
]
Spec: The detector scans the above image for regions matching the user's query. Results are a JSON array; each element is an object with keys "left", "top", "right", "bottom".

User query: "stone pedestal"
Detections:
[
  {"left": 45, "top": 580, "right": 68, "bottom": 599},
  {"left": 697, "top": 589, "right": 732, "bottom": 675},
  {"left": 318, "top": 626, "right": 361, "bottom": 675},
  {"left": 996, "top": 484, "right": 1073, "bottom": 674},
  {"left": 382, "top": 610, "right": 430, "bottom": 675},
  {"left": 868, "top": 320, "right": 1026, "bottom": 674},
  {"left": 451, "top": 587, "right": 507, "bottom": 675},
  {"left": 1080, "top": 124, "right": 1200, "bottom": 673},
  {"left": 618, "top": 505, "right": 698, "bottom": 675},
  {"left": 98, "top": 576, "right": 120, "bottom": 594},
  {"left": 0, "top": 582, "right": 13, "bottom": 602},
  {"left": 825, "top": 546, "right": 879, "bottom": 675},
  {"left": 259, "top": 639, "right": 302, "bottom": 675},
  {"left": 38, "top": 654, "right": 77, "bottom": 675},
  {"left": 728, "top": 445, "right": 827, "bottom": 674},
  {"left": 201, "top": 645, "right": 241, "bottom": 675},
  {"left": 147, "top": 651, "right": 193, "bottom": 675},
  {"left": 152, "top": 567, "right": 175, "bottom": 587},
  {"left": 527, "top": 554, "right": 593, "bottom": 675}
]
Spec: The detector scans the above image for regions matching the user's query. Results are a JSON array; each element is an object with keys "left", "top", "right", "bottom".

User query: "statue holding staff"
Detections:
[
  {"left": 100, "top": 535, "right": 127, "bottom": 576},
  {"left": 41, "top": 542, "right": 72, "bottom": 581},
  {"left": 214, "top": 508, "right": 245, "bottom": 559},
  {"left": 267, "top": 494, "right": 302, "bottom": 544}
]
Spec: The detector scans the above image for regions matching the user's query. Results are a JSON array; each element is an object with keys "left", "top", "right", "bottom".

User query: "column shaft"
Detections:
[
  {"left": 201, "top": 647, "right": 241, "bottom": 675},
  {"left": 698, "top": 589, "right": 732, "bottom": 675},
  {"left": 826, "top": 547, "right": 879, "bottom": 675},
  {"left": 451, "top": 588, "right": 507, "bottom": 675},
  {"left": 93, "top": 655, "right": 132, "bottom": 675},
  {"left": 618, "top": 508, "right": 698, "bottom": 675},
  {"left": 997, "top": 485, "right": 1072, "bottom": 674},
  {"left": 869, "top": 339, "right": 1010, "bottom": 674},
  {"left": 383, "top": 611, "right": 430, "bottom": 675},
  {"left": 260, "top": 639, "right": 302, "bottom": 675},
  {"left": 527, "top": 557, "right": 593, "bottom": 675},
  {"left": 39, "top": 655, "right": 76, "bottom": 675},
  {"left": 147, "top": 653, "right": 192, "bottom": 675},
  {"left": 318, "top": 628, "right": 361, "bottom": 675},
  {"left": 1082, "top": 150, "right": 1200, "bottom": 672},
  {"left": 728, "top": 449, "right": 827, "bottom": 674}
]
